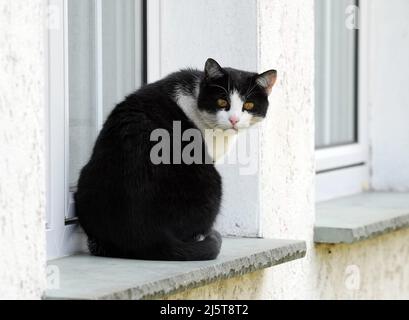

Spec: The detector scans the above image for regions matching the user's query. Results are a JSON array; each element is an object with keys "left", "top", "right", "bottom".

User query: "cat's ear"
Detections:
[
  {"left": 205, "top": 58, "right": 224, "bottom": 80},
  {"left": 256, "top": 70, "right": 277, "bottom": 95}
]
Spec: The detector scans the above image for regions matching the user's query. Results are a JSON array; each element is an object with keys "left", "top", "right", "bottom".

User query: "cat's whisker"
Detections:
[
  {"left": 244, "top": 78, "right": 254, "bottom": 97},
  {"left": 209, "top": 84, "right": 229, "bottom": 97},
  {"left": 246, "top": 83, "right": 259, "bottom": 100}
]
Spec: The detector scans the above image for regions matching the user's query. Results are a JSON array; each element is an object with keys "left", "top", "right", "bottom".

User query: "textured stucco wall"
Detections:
[
  {"left": 368, "top": 0, "right": 409, "bottom": 191},
  {"left": 257, "top": 0, "right": 316, "bottom": 299},
  {"left": 0, "top": 0, "right": 47, "bottom": 299}
]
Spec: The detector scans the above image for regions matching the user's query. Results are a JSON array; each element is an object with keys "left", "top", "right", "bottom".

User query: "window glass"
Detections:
[
  {"left": 68, "top": 0, "right": 144, "bottom": 189},
  {"left": 315, "top": 0, "right": 358, "bottom": 148}
]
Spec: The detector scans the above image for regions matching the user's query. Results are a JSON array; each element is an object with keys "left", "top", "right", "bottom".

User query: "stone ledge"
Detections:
[
  {"left": 46, "top": 238, "right": 306, "bottom": 300},
  {"left": 315, "top": 192, "right": 409, "bottom": 244}
]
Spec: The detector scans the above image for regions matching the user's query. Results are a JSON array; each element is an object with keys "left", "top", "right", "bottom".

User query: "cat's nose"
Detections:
[{"left": 229, "top": 116, "right": 239, "bottom": 126}]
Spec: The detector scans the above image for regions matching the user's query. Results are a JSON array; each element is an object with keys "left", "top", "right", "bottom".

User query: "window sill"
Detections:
[
  {"left": 314, "top": 192, "right": 409, "bottom": 244},
  {"left": 46, "top": 238, "right": 306, "bottom": 300}
]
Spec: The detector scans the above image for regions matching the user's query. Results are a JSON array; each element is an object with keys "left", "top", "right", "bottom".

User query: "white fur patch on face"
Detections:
[
  {"left": 175, "top": 86, "right": 257, "bottom": 163},
  {"left": 215, "top": 90, "right": 253, "bottom": 130},
  {"left": 176, "top": 85, "right": 255, "bottom": 134}
]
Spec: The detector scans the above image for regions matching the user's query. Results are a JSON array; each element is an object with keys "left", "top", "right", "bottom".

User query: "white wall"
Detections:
[
  {"left": 158, "top": 0, "right": 262, "bottom": 237},
  {"left": 0, "top": 0, "right": 47, "bottom": 299},
  {"left": 159, "top": 0, "right": 258, "bottom": 75},
  {"left": 369, "top": 0, "right": 409, "bottom": 191},
  {"left": 258, "top": 0, "right": 316, "bottom": 298}
]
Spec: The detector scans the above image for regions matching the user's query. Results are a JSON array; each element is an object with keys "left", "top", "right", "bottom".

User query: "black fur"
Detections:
[
  {"left": 199, "top": 69, "right": 270, "bottom": 118},
  {"left": 75, "top": 60, "right": 276, "bottom": 261}
]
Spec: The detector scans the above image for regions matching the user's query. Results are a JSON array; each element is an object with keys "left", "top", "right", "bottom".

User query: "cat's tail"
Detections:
[
  {"left": 87, "top": 230, "right": 222, "bottom": 261},
  {"left": 159, "top": 230, "right": 222, "bottom": 261}
]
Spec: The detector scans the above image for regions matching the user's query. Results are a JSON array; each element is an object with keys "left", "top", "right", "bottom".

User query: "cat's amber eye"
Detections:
[
  {"left": 243, "top": 102, "right": 255, "bottom": 111},
  {"left": 217, "top": 99, "right": 229, "bottom": 108}
]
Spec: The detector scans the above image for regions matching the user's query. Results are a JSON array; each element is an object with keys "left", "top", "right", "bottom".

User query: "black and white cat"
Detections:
[{"left": 75, "top": 59, "right": 276, "bottom": 261}]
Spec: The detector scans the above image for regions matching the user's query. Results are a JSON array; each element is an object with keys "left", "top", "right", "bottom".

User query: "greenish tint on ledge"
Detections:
[{"left": 46, "top": 238, "right": 306, "bottom": 300}]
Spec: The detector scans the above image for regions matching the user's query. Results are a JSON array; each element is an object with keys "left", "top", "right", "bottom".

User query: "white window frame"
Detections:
[
  {"left": 146, "top": 0, "right": 161, "bottom": 83},
  {"left": 47, "top": 0, "right": 83, "bottom": 260},
  {"left": 46, "top": 0, "right": 152, "bottom": 259},
  {"left": 315, "top": 0, "right": 369, "bottom": 202}
]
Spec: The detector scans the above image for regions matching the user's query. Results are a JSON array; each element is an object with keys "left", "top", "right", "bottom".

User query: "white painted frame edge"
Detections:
[
  {"left": 316, "top": 166, "right": 368, "bottom": 202},
  {"left": 46, "top": 0, "right": 85, "bottom": 260},
  {"left": 316, "top": 0, "right": 370, "bottom": 202},
  {"left": 47, "top": 0, "right": 154, "bottom": 259},
  {"left": 147, "top": 0, "right": 161, "bottom": 83}
]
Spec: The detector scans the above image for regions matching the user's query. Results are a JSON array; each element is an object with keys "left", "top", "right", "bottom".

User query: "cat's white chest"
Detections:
[
  {"left": 174, "top": 90, "right": 238, "bottom": 163},
  {"left": 205, "top": 130, "right": 237, "bottom": 164}
]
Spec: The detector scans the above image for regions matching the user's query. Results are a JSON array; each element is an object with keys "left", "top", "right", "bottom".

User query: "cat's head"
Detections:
[{"left": 197, "top": 58, "right": 277, "bottom": 131}]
